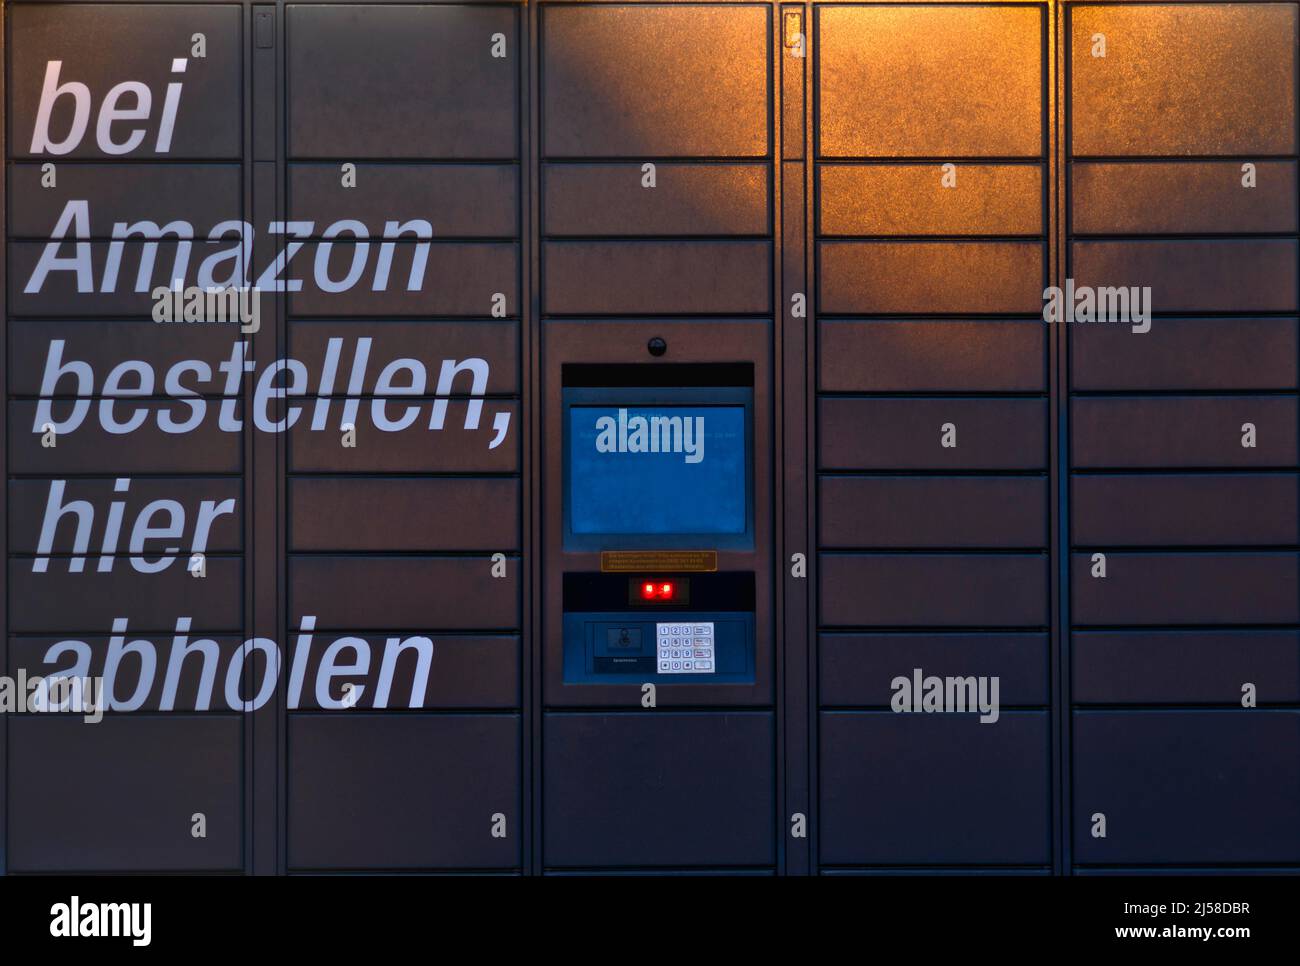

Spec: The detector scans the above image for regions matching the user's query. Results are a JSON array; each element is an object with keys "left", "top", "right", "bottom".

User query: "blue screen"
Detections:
[{"left": 568, "top": 405, "right": 747, "bottom": 535}]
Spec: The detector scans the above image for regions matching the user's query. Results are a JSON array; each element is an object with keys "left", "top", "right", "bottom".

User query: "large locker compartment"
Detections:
[
  {"left": 813, "top": 1, "right": 1053, "bottom": 872},
  {"left": 1066, "top": 1, "right": 1300, "bottom": 873}
]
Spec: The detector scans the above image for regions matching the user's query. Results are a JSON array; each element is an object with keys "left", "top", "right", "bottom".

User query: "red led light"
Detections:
[{"left": 639, "top": 580, "right": 676, "bottom": 601}]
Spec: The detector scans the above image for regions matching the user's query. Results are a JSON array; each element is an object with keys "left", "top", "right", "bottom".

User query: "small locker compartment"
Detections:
[
  {"left": 8, "top": 715, "right": 242, "bottom": 871},
  {"left": 541, "top": 5, "right": 769, "bottom": 158},
  {"left": 542, "top": 712, "right": 775, "bottom": 869},
  {"left": 289, "top": 556, "right": 519, "bottom": 631},
  {"left": 819, "top": 320, "right": 1045, "bottom": 393},
  {"left": 286, "top": 5, "right": 519, "bottom": 159},
  {"left": 286, "top": 319, "right": 520, "bottom": 394},
  {"left": 1071, "top": 318, "right": 1299, "bottom": 392},
  {"left": 820, "top": 476, "right": 1047, "bottom": 549},
  {"left": 8, "top": 3, "right": 243, "bottom": 159},
  {"left": 286, "top": 241, "right": 519, "bottom": 318},
  {"left": 1073, "top": 711, "right": 1300, "bottom": 865},
  {"left": 544, "top": 163, "right": 769, "bottom": 237},
  {"left": 287, "top": 399, "right": 520, "bottom": 474},
  {"left": 8, "top": 163, "right": 242, "bottom": 237},
  {"left": 1073, "top": 630, "right": 1300, "bottom": 705},
  {"left": 820, "top": 711, "right": 1050, "bottom": 866},
  {"left": 1071, "top": 552, "right": 1300, "bottom": 626},
  {"left": 9, "top": 320, "right": 248, "bottom": 396},
  {"left": 1071, "top": 161, "right": 1298, "bottom": 235},
  {"left": 289, "top": 478, "right": 519, "bottom": 552},
  {"left": 9, "top": 558, "right": 241, "bottom": 633},
  {"left": 1070, "top": 240, "right": 1298, "bottom": 314},
  {"left": 9, "top": 476, "right": 242, "bottom": 556},
  {"left": 820, "top": 633, "right": 1049, "bottom": 708},
  {"left": 288, "top": 714, "right": 520, "bottom": 870},
  {"left": 1071, "top": 474, "right": 1300, "bottom": 546},
  {"left": 819, "top": 241, "right": 1044, "bottom": 316},
  {"left": 821, "top": 553, "right": 1048, "bottom": 628},
  {"left": 1071, "top": 397, "right": 1298, "bottom": 468},
  {"left": 819, "top": 164, "right": 1043, "bottom": 237},
  {"left": 543, "top": 240, "right": 771, "bottom": 316},
  {"left": 816, "top": 5, "right": 1044, "bottom": 158},
  {"left": 819, "top": 397, "right": 1047, "bottom": 470},
  {"left": 1069, "top": 4, "right": 1297, "bottom": 157},
  {"left": 288, "top": 164, "right": 519, "bottom": 237}
]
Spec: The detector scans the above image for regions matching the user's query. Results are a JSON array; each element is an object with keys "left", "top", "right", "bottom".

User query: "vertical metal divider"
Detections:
[
  {"left": 1052, "top": 0, "right": 1071, "bottom": 876},
  {"left": 771, "top": 0, "right": 786, "bottom": 878},
  {"left": 247, "top": 0, "right": 286, "bottom": 876},
  {"left": 0, "top": 0, "right": 9, "bottom": 878},
  {"left": 526, "top": 0, "right": 542, "bottom": 878},
  {"left": 778, "top": 0, "right": 811, "bottom": 877},
  {"left": 802, "top": 0, "right": 817, "bottom": 876}
]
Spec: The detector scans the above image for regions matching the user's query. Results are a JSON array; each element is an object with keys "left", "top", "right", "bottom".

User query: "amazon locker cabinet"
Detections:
[{"left": 1, "top": 0, "right": 1298, "bottom": 878}]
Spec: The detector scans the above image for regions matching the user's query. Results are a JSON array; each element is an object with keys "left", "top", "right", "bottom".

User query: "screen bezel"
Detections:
[{"left": 562, "top": 386, "right": 755, "bottom": 551}]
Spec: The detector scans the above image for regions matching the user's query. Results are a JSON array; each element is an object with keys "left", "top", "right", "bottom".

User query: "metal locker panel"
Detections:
[
  {"left": 9, "top": 477, "right": 243, "bottom": 554},
  {"left": 1070, "top": 240, "right": 1299, "bottom": 314},
  {"left": 541, "top": 5, "right": 769, "bottom": 158},
  {"left": 9, "top": 239, "right": 254, "bottom": 316},
  {"left": 1071, "top": 474, "right": 1300, "bottom": 546},
  {"left": 8, "top": 715, "right": 243, "bottom": 871},
  {"left": 819, "top": 241, "right": 1044, "bottom": 315},
  {"left": 9, "top": 400, "right": 243, "bottom": 474},
  {"left": 8, "top": 635, "right": 248, "bottom": 712},
  {"left": 1069, "top": 4, "right": 1298, "bottom": 157},
  {"left": 8, "top": 163, "right": 243, "bottom": 237},
  {"left": 289, "top": 556, "right": 519, "bottom": 631},
  {"left": 542, "top": 712, "right": 775, "bottom": 868},
  {"left": 8, "top": 3, "right": 243, "bottom": 160},
  {"left": 9, "top": 321, "right": 246, "bottom": 397},
  {"left": 819, "top": 164, "right": 1043, "bottom": 236},
  {"left": 9, "top": 557, "right": 242, "bottom": 632},
  {"left": 820, "top": 553, "right": 1048, "bottom": 627},
  {"left": 820, "top": 711, "right": 1050, "bottom": 865},
  {"left": 287, "top": 714, "right": 520, "bottom": 869},
  {"left": 286, "top": 5, "right": 518, "bottom": 159},
  {"left": 819, "top": 320, "right": 1045, "bottom": 392},
  {"left": 287, "top": 242, "right": 519, "bottom": 318},
  {"left": 289, "top": 478, "right": 519, "bottom": 551},
  {"left": 287, "top": 400, "right": 519, "bottom": 473},
  {"left": 819, "top": 398, "right": 1047, "bottom": 470},
  {"left": 819, "top": 476, "right": 1047, "bottom": 549},
  {"left": 1073, "top": 630, "right": 1300, "bottom": 705},
  {"left": 1071, "top": 396, "right": 1298, "bottom": 468},
  {"left": 1073, "top": 711, "right": 1300, "bottom": 864},
  {"left": 817, "top": 5, "right": 1043, "bottom": 158},
  {"left": 288, "top": 164, "right": 519, "bottom": 237},
  {"left": 287, "top": 320, "right": 520, "bottom": 395},
  {"left": 1071, "top": 318, "right": 1299, "bottom": 392},
  {"left": 543, "top": 163, "right": 769, "bottom": 236},
  {"left": 819, "top": 633, "right": 1049, "bottom": 707},
  {"left": 1071, "top": 161, "right": 1299, "bottom": 235},
  {"left": 1071, "top": 552, "right": 1300, "bottom": 626},
  {"left": 289, "top": 635, "right": 519, "bottom": 710},
  {"left": 543, "top": 240, "right": 772, "bottom": 315}
]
